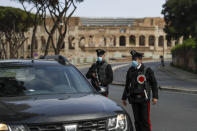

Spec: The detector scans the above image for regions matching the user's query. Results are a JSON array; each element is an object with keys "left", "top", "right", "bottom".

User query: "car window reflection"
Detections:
[{"left": 0, "top": 66, "right": 92, "bottom": 97}]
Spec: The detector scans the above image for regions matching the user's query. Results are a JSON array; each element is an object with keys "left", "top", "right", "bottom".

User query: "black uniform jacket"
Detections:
[
  {"left": 122, "top": 64, "right": 158, "bottom": 102},
  {"left": 86, "top": 61, "right": 113, "bottom": 87}
]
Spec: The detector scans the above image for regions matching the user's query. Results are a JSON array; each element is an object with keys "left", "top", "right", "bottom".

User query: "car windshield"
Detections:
[{"left": 0, "top": 65, "right": 93, "bottom": 97}]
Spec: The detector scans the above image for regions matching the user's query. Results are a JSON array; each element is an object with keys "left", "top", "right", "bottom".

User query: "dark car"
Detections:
[{"left": 0, "top": 56, "right": 133, "bottom": 131}]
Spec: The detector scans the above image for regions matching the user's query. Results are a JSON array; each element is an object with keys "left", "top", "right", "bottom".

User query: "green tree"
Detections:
[
  {"left": 42, "top": 0, "right": 84, "bottom": 56},
  {"left": 15, "top": 0, "right": 84, "bottom": 56},
  {"left": 0, "top": 6, "right": 35, "bottom": 59},
  {"left": 13, "top": 0, "right": 44, "bottom": 58},
  {"left": 162, "top": 0, "right": 197, "bottom": 41}
]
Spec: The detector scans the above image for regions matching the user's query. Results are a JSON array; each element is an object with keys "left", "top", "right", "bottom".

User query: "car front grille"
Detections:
[
  {"left": 78, "top": 119, "right": 107, "bottom": 131},
  {"left": 28, "top": 124, "right": 63, "bottom": 131},
  {"left": 27, "top": 118, "right": 107, "bottom": 131}
]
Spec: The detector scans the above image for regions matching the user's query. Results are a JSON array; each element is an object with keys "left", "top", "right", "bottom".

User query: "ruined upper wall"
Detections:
[
  {"left": 76, "top": 17, "right": 165, "bottom": 28},
  {"left": 79, "top": 18, "right": 135, "bottom": 26},
  {"left": 44, "top": 17, "right": 80, "bottom": 26},
  {"left": 42, "top": 17, "right": 165, "bottom": 28},
  {"left": 135, "top": 17, "right": 165, "bottom": 28}
]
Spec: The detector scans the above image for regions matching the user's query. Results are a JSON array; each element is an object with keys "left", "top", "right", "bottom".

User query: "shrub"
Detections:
[
  {"left": 171, "top": 38, "right": 197, "bottom": 67},
  {"left": 171, "top": 38, "right": 197, "bottom": 55}
]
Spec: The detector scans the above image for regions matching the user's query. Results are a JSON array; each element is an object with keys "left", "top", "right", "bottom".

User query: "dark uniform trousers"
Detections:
[
  {"left": 122, "top": 65, "right": 158, "bottom": 131},
  {"left": 131, "top": 101, "right": 151, "bottom": 131}
]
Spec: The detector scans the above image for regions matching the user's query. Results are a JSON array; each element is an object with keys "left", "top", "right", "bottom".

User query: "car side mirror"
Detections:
[{"left": 98, "top": 86, "right": 108, "bottom": 96}]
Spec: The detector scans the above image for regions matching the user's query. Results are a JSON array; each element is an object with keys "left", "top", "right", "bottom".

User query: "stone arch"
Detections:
[
  {"left": 41, "top": 36, "right": 46, "bottom": 52},
  {"left": 68, "top": 36, "right": 75, "bottom": 49},
  {"left": 100, "top": 36, "right": 106, "bottom": 47},
  {"left": 104, "top": 37, "right": 107, "bottom": 46},
  {"left": 167, "top": 40, "right": 171, "bottom": 47},
  {"left": 120, "top": 36, "right": 126, "bottom": 46},
  {"left": 27, "top": 45, "right": 31, "bottom": 50},
  {"left": 88, "top": 35, "right": 94, "bottom": 47},
  {"left": 159, "top": 36, "right": 164, "bottom": 47},
  {"left": 34, "top": 37, "right": 38, "bottom": 50},
  {"left": 149, "top": 35, "right": 155, "bottom": 46},
  {"left": 79, "top": 36, "right": 85, "bottom": 48},
  {"left": 175, "top": 39, "right": 180, "bottom": 45},
  {"left": 129, "top": 35, "right": 136, "bottom": 45},
  {"left": 139, "top": 35, "right": 145, "bottom": 46},
  {"left": 49, "top": 39, "right": 53, "bottom": 49},
  {"left": 110, "top": 35, "right": 116, "bottom": 46}
]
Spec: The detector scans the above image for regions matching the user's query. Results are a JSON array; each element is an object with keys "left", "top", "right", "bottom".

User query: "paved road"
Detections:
[
  {"left": 108, "top": 85, "right": 197, "bottom": 131},
  {"left": 113, "top": 61, "right": 197, "bottom": 90},
  {"left": 79, "top": 63, "right": 125, "bottom": 75},
  {"left": 113, "top": 62, "right": 166, "bottom": 85},
  {"left": 79, "top": 62, "right": 197, "bottom": 131}
]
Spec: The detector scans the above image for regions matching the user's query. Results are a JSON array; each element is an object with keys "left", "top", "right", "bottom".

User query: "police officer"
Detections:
[
  {"left": 86, "top": 49, "right": 113, "bottom": 97},
  {"left": 122, "top": 50, "right": 158, "bottom": 131}
]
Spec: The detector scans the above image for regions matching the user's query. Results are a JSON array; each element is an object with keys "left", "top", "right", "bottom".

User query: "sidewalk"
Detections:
[
  {"left": 157, "top": 64, "right": 197, "bottom": 94},
  {"left": 112, "top": 62, "right": 197, "bottom": 94},
  {"left": 158, "top": 64, "right": 197, "bottom": 82}
]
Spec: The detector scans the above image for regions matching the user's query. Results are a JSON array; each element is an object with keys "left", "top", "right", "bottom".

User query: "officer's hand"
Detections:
[
  {"left": 96, "top": 82, "right": 101, "bottom": 87},
  {"left": 122, "top": 100, "right": 127, "bottom": 106},
  {"left": 92, "top": 73, "right": 96, "bottom": 78},
  {"left": 152, "top": 98, "right": 158, "bottom": 105}
]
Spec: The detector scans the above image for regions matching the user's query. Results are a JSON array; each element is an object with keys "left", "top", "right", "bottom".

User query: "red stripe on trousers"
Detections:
[{"left": 148, "top": 102, "right": 151, "bottom": 131}]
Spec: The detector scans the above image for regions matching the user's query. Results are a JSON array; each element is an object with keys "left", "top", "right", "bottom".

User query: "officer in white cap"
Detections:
[{"left": 122, "top": 50, "right": 158, "bottom": 131}]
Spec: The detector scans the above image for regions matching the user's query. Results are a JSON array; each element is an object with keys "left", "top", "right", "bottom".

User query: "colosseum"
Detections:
[{"left": 24, "top": 17, "right": 183, "bottom": 63}]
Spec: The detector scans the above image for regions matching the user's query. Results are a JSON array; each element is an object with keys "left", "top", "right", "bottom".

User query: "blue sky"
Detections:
[{"left": 0, "top": 0, "right": 166, "bottom": 18}]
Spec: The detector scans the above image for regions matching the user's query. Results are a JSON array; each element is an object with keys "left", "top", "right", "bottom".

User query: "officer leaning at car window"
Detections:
[
  {"left": 86, "top": 49, "right": 113, "bottom": 97},
  {"left": 122, "top": 50, "right": 158, "bottom": 131}
]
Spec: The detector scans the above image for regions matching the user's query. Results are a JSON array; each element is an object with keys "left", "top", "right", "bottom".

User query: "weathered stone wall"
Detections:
[
  {"left": 21, "top": 17, "right": 183, "bottom": 64},
  {"left": 172, "top": 49, "right": 197, "bottom": 71}
]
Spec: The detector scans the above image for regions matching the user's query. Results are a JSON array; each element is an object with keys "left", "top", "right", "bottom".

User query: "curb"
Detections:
[
  {"left": 76, "top": 63, "right": 92, "bottom": 69},
  {"left": 111, "top": 82, "right": 125, "bottom": 86},
  {"left": 160, "top": 86, "right": 197, "bottom": 94},
  {"left": 76, "top": 61, "right": 130, "bottom": 69},
  {"left": 76, "top": 59, "right": 165, "bottom": 70},
  {"left": 112, "top": 63, "right": 129, "bottom": 70}
]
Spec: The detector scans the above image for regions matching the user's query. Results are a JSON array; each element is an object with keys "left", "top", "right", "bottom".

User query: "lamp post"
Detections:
[{"left": 162, "top": 37, "right": 165, "bottom": 67}]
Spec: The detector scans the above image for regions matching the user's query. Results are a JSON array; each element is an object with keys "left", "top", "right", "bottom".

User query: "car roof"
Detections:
[{"left": 0, "top": 59, "right": 71, "bottom": 67}]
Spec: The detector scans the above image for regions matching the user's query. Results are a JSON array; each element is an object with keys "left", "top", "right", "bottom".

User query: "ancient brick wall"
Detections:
[{"left": 172, "top": 49, "right": 197, "bottom": 71}]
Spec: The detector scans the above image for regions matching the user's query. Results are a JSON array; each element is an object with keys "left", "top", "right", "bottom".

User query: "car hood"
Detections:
[{"left": 0, "top": 94, "right": 124, "bottom": 124}]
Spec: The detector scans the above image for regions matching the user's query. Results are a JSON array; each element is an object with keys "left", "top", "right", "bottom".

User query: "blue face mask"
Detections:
[
  {"left": 97, "top": 57, "right": 103, "bottom": 62},
  {"left": 131, "top": 61, "right": 139, "bottom": 68}
]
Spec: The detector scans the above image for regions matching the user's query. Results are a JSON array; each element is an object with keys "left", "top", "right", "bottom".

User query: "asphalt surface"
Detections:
[
  {"left": 79, "top": 62, "right": 197, "bottom": 131},
  {"left": 79, "top": 62, "right": 125, "bottom": 74},
  {"left": 112, "top": 62, "right": 167, "bottom": 85},
  {"left": 108, "top": 85, "right": 197, "bottom": 131},
  {"left": 113, "top": 61, "right": 197, "bottom": 91}
]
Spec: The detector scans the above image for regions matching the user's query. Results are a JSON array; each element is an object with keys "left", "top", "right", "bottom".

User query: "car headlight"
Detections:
[
  {"left": 0, "top": 124, "right": 8, "bottom": 131},
  {"left": 107, "top": 114, "right": 128, "bottom": 131},
  {"left": 0, "top": 124, "right": 26, "bottom": 131}
]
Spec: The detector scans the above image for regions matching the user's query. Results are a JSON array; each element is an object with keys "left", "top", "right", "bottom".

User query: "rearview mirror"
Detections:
[{"left": 98, "top": 86, "right": 108, "bottom": 96}]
